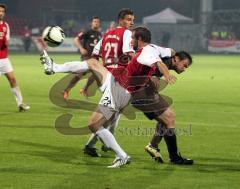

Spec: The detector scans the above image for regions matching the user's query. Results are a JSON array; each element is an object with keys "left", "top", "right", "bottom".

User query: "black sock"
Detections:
[
  {"left": 164, "top": 128, "right": 179, "bottom": 160},
  {"left": 150, "top": 122, "right": 166, "bottom": 148}
]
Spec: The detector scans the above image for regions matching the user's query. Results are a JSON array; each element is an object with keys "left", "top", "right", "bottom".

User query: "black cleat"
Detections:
[
  {"left": 83, "top": 145, "right": 101, "bottom": 157},
  {"left": 170, "top": 153, "right": 193, "bottom": 165}
]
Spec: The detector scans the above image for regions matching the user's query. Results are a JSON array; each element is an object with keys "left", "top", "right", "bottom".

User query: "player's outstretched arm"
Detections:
[{"left": 156, "top": 61, "right": 176, "bottom": 84}]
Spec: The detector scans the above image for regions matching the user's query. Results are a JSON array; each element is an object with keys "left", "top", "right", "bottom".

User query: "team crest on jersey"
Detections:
[{"left": 90, "top": 35, "right": 95, "bottom": 38}]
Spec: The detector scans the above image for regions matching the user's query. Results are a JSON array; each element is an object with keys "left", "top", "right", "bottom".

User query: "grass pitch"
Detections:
[{"left": 0, "top": 53, "right": 240, "bottom": 189}]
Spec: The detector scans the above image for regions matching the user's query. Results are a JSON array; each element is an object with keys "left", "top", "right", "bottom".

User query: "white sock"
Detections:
[
  {"left": 96, "top": 128, "right": 127, "bottom": 159},
  {"left": 85, "top": 133, "right": 98, "bottom": 148},
  {"left": 53, "top": 61, "right": 89, "bottom": 73},
  {"left": 108, "top": 114, "right": 121, "bottom": 134},
  {"left": 11, "top": 86, "right": 23, "bottom": 106}
]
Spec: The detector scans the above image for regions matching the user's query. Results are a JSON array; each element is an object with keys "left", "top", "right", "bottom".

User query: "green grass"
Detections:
[{"left": 0, "top": 54, "right": 240, "bottom": 189}]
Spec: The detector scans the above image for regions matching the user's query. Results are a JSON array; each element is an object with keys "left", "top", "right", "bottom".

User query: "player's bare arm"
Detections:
[
  {"left": 156, "top": 61, "right": 176, "bottom": 84},
  {"left": 74, "top": 36, "right": 88, "bottom": 55}
]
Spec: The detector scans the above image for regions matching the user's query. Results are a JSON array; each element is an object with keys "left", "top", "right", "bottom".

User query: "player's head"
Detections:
[
  {"left": 0, "top": 4, "right": 7, "bottom": 20},
  {"left": 91, "top": 16, "right": 101, "bottom": 30},
  {"left": 172, "top": 51, "right": 192, "bottom": 74},
  {"left": 118, "top": 8, "right": 134, "bottom": 29},
  {"left": 131, "top": 26, "right": 151, "bottom": 50}
]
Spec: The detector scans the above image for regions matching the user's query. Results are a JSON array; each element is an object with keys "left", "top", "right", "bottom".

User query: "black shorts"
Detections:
[{"left": 131, "top": 78, "right": 171, "bottom": 120}]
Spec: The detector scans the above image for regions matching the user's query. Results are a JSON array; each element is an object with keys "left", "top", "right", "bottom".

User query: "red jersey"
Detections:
[
  {"left": 98, "top": 27, "right": 134, "bottom": 70},
  {"left": 111, "top": 45, "right": 162, "bottom": 93},
  {"left": 0, "top": 21, "right": 10, "bottom": 59}
]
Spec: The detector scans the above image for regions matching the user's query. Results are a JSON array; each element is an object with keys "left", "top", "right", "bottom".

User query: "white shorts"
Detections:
[
  {"left": 0, "top": 58, "right": 13, "bottom": 76},
  {"left": 98, "top": 72, "right": 131, "bottom": 120}
]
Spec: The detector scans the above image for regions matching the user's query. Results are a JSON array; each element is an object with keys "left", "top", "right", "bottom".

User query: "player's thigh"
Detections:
[
  {"left": 155, "top": 107, "right": 175, "bottom": 128},
  {"left": 0, "top": 58, "right": 14, "bottom": 78},
  {"left": 87, "top": 58, "right": 108, "bottom": 86}
]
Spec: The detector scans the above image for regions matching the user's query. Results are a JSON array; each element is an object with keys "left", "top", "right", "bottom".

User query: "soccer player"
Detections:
[
  {"left": 40, "top": 26, "right": 176, "bottom": 168},
  {"left": 63, "top": 16, "right": 102, "bottom": 99},
  {"left": 133, "top": 52, "right": 194, "bottom": 165},
  {"left": 0, "top": 4, "right": 30, "bottom": 111},
  {"left": 82, "top": 8, "right": 135, "bottom": 156}
]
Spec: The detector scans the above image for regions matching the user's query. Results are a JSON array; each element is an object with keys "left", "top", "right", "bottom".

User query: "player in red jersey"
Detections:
[
  {"left": 52, "top": 9, "right": 135, "bottom": 156},
  {"left": 80, "top": 8, "right": 135, "bottom": 96},
  {"left": 40, "top": 26, "right": 176, "bottom": 168},
  {"left": 0, "top": 4, "right": 29, "bottom": 111}
]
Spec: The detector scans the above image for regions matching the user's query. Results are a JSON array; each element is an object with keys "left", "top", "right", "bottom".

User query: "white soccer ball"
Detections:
[{"left": 42, "top": 26, "right": 65, "bottom": 47}]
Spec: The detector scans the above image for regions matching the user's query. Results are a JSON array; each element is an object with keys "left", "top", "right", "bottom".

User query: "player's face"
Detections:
[
  {"left": 119, "top": 15, "right": 134, "bottom": 29},
  {"left": 92, "top": 19, "right": 100, "bottom": 30},
  {"left": 0, "top": 7, "right": 6, "bottom": 20},
  {"left": 173, "top": 57, "right": 190, "bottom": 74},
  {"left": 131, "top": 31, "right": 138, "bottom": 50}
]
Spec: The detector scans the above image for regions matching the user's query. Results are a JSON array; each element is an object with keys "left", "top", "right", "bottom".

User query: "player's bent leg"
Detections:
[
  {"left": 145, "top": 121, "right": 165, "bottom": 163},
  {"left": 40, "top": 52, "right": 108, "bottom": 90},
  {"left": 88, "top": 107, "right": 129, "bottom": 168},
  {"left": 5, "top": 72, "right": 30, "bottom": 111},
  {"left": 86, "top": 58, "right": 109, "bottom": 89},
  {"left": 63, "top": 74, "right": 83, "bottom": 100},
  {"left": 5, "top": 72, "right": 17, "bottom": 87},
  {"left": 156, "top": 108, "right": 193, "bottom": 165}
]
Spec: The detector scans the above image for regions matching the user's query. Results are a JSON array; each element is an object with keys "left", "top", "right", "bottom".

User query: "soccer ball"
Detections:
[{"left": 42, "top": 26, "right": 65, "bottom": 47}]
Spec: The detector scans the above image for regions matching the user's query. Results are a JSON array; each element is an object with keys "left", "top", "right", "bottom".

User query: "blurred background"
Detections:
[{"left": 2, "top": 0, "right": 240, "bottom": 53}]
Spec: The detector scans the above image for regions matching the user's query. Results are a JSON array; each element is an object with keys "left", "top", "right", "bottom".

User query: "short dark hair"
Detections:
[
  {"left": 0, "top": 4, "right": 7, "bottom": 12},
  {"left": 118, "top": 8, "right": 134, "bottom": 20},
  {"left": 175, "top": 51, "right": 193, "bottom": 65},
  {"left": 92, "top": 16, "right": 100, "bottom": 20},
  {"left": 133, "top": 26, "right": 151, "bottom": 43}
]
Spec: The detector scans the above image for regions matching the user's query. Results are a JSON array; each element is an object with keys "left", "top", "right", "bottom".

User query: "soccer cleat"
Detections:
[
  {"left": 107, "top": 156, "right": 131, "bottom": 168},
  {"left": 83, "top": 145, "right": 101, "bottom": 157},
  {"left": 40, "top": 50, "right": 55, "bottom": 75},
  {"left": 101, "top": 145, "right": 111, "bottom": 152},
  {"left": 19, "top": 104, "right": 30, "bottom": 112},
  {"left": 170, "top": 153, "right": 194, "bottom": 165},
  {"left": 63, "top": 90, "right": 69, "bottom": 100},
  {"left": 144, "top": 144, "right": 164, "bottom": 163}
]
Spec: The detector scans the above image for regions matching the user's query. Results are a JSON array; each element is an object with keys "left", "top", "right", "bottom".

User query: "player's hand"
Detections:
[
  {"left": 80, "top": 88, "right": 88, "bottom": 97},
  {"left": 164, "top": 74, "right": 177, "bottom": 84},
  {"left": 63, "top": 90, "right": 69, "bottom": 100}
]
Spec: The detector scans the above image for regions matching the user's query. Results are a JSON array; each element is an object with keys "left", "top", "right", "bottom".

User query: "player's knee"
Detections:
[
  {"left": 164, "top": 109, "right": 175, "bottom": 128},
  {"left": 88, "top": 118, "right": 100, "bottom": 133},
  {"left": 9, "top": 76, "right": 17, "bottom": 86},
  {"left": 87, "top": 58, "right": 99, "bottom": 69}
]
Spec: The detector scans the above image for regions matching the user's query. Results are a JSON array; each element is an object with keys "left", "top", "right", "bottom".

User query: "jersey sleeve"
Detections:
[
  {"left": 92, "top": 39, "right": 102, "bottom": 56},
  {"left": 153, "top": 44, "right": 171, "bottom": 58},
  {"left": 6, "top": 22, "right": 10, "bottom": 41},
  {"left": 122, "top": 29, "right": 134, "bottom": 53},
  {"left": 137, "top": 46, "right": 162, "bottom": 67}
]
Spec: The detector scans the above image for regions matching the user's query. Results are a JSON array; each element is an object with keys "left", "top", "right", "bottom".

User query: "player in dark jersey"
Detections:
[
  {"left": 63, "top": 16, "right": 101, "bottom": 99},
  {"left": 132, "top": 52, "right": 194, "bottom": 165}
]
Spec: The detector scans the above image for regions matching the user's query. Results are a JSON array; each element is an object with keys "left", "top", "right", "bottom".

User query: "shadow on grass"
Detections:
[{"left": 8, "top": 139, "right": 111, "bottom": 166}]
